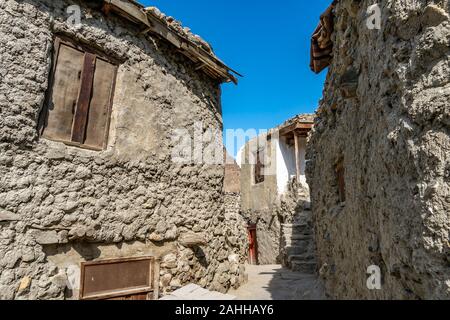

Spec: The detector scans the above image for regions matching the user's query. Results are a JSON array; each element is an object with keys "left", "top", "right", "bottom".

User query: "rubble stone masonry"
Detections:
[
  {"left": 306, "top": 0, "right": 449, "bottom": 299},
  {"left": 0, "top": 0, "right": 245, "bottom": 299}
]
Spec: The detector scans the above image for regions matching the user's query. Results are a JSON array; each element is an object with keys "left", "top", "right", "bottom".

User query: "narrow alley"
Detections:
[
  {"left": 229, "top": 265, "right": 326, "bottom": 300},
  {"left": 0, "top": 0, "right": 448, "bottom": 303}
]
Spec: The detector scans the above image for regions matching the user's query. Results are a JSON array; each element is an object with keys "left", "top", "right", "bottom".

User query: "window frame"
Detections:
[
  {"left": 38, "top": 35, "right": 119, "bottom": 151},
  {"left": 254, "top": 149, "right": 265, "bottom": 185},
  {"left": 79, "top": 256, "right": 160, "bottom": 300}
]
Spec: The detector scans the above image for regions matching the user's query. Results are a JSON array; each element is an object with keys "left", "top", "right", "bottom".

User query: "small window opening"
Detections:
[
  {"left": 40, "top": 37, "right": 118, "bottom": 151},
  {"left": 254, "top": 149, "right": 265, "bottom": 184}
]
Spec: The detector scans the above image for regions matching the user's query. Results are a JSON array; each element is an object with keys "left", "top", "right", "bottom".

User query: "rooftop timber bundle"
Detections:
[{"left": 310, "top": 1, "right": 337, "bottom": 74}]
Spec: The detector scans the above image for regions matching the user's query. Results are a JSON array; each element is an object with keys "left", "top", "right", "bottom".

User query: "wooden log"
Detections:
[{"left": 179, "top": 232, "right": 206, "bottom": 247}]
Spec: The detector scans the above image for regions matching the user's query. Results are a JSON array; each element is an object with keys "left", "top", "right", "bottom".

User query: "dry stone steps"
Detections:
[{"left": 281, "top": 218, "right": 317, "bottom": 274}]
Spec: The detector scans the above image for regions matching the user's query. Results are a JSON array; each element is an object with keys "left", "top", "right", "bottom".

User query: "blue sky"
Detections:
[{"left": 142, "top": 0, "right": 331, "bottom": 155}]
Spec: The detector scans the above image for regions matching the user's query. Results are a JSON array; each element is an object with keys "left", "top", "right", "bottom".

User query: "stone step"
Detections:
[
  {"left": 288, "top": 253, "right": 315, "bottom": 263},
  {"left": 282, "top": 224, "right": 312, "bottom": 235},
  {"left": 283, "top": 238, "right": 311, "bottom": 247},
  {"left": 284, "top": 242, "right": 315, "bottom": 251},
  {"left": 281, "top": 223, "right": 308, "bottom": 228},
  {"left": 283, "top": 234, "right": 313, "bottom": 241},
  {"left": 283, "top": 230, "right": 313, "bottom": 237},
  {"left": 285, "top": 245, "right": 309, "bottom": 256},
  {"left": 284, "top": 243, "right": 315, "bottom": 252},
  {"left": 290, "top": 261, "right": 317, "bottom": 274}
]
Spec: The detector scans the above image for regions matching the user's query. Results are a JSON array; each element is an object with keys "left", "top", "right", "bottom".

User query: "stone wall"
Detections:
[
  {"left": 306, "top": 0, "right": 449, "bottom": 299},
  {"left": 0, "top": 0, "right": 245, "bottom": 299},
  {"left": 223, "top": 192, "right": 248, "bottom": 287},
  {"left": 224, "top": 150, "right": 241, "bottom": 194},
  {"left": 223, "top": 153, "right": 247, "bottom": 286}
]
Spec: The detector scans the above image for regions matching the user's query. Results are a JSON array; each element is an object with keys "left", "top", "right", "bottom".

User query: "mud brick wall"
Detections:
[
  {"left": 0, "top": 0, "right": 245, "bottom": 299},
  {"left": 306, "top": 0, "right": 449, "bottom": 299}
]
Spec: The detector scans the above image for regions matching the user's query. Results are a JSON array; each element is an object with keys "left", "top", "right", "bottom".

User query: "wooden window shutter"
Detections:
[
  {"left": 71, "top": 53, "right": 96, "bottom": 144},
  {"left": 42, "top": 43, "right": 84, "bottom": 142},
  {"left": 41, "top": 38, "right": 117, "bottom": 150},
  {"left": 84, "top": 58, "right": 117, "bottom": 149}
]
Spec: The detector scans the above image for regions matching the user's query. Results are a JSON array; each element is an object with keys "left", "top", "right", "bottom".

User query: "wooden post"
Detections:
[{"left": 294, "top": 132, "right": 301, "bottom": 182}]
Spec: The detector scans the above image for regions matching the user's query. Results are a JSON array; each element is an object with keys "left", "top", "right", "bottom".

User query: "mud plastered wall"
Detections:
[
  {"left": 240, "top": 136, "right": 282, "bottom": 264},
  {"left": 0, "top": 0, "right": 245, "bottom": 299},
  {"left": 224, "top": 192, "right": 248, "bottom": 285},
  {"left": 306, "top": 0, "right": 449, "bottom": 299}
]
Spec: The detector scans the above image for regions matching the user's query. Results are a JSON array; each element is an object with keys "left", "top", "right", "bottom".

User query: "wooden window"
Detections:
[
  {"left": 40, "top": 37, "right": 117, "bottom": 150},
  {"left": 80, "top": 257, "right": 159, "bottom": 300},
  {"left": 335, "top": 160, "right": 346, "bottom": 203},
  {"left": 254, "top": 149, "right": 265, "bottom": 184}
]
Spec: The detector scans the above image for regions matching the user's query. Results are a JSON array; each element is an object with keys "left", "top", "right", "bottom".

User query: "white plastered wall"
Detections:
[{"left": 275, "top": 135, "right": 308, "bottom": 195}]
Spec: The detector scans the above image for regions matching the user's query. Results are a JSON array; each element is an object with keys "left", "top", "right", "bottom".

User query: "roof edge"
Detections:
[{"left": 101, "top": 0, "right": 239, "bottom": 84}]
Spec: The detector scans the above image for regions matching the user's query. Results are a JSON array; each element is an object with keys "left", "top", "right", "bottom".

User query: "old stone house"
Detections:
[
  {"left": 0, "top": 0, "right": 246, "bottom": 300},
  {"left": 239, "top": 114, "right": 318, "bottom": 272},
  {"left": 306, "top": 0, "right": 449, "bottom": 299}
]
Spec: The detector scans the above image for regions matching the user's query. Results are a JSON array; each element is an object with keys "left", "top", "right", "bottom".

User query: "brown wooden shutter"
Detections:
[
  {"left": 71, "top": 53, "right": 96, "bottom": 144},
  {"left": 84, "top": 58, "right": 117, "bottom": 149},
  {"left": 43, "top": 43, "right": 84, "bottom": 142},
  {"left": 41, "top": 38, "right": 117, "bottom": 150}
]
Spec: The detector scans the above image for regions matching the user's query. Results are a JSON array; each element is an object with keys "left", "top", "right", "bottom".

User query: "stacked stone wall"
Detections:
[
  {"left": 306, "top": 0, "right": 450, "bottom": 299},
  {"left": 0, "top": 0, "right": 245, "bottom": 299}
]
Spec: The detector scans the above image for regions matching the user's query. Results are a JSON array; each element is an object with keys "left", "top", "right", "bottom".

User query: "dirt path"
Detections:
[{"left": 228, "top": 264, "right": 326, "bottom": 300}]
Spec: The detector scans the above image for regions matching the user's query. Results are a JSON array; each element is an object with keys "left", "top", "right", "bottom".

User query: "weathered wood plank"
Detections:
[
  {"left": 42, "top": 43, "right": 84, "bottom": 142},
  {"left": 72, "top": 53, "right": 96, "bottom": 144},
  {"left": 84, "top": 58, "right": 116, "bottom": 149},
  {"left": 280, "top": 122, "right": 314, "bottom": 136},
  {"left": 106, "top": 0, "right": 150, "bottom": 26}
]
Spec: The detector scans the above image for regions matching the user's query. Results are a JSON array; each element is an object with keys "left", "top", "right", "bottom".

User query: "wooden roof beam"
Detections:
[
  {"left": 100, "top": 0, "right": 238, "bottom": 84},
  {"left": 279, "top": 122, "right": 313, "bottom": 136}
]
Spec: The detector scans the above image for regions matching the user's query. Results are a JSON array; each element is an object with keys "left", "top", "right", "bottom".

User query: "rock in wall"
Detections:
[
  {"left": 0, "top": 0, "right": 245, "bottom": 299},
  {"left": 306, "top": 0, "right": 449, "bottom": 299}
]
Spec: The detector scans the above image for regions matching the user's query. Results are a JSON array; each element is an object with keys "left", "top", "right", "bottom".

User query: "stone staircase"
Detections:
[
  {"left": 277, "top": 181, "right": 318, "bottom": 274},
  {"left": 281, "top": 206, "right": 317, "bottom": 274}
]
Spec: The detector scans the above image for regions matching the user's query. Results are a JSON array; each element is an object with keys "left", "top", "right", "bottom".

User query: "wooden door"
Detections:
[{"left": 248, "top": 225, "right": 258, "bottom": 265}]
